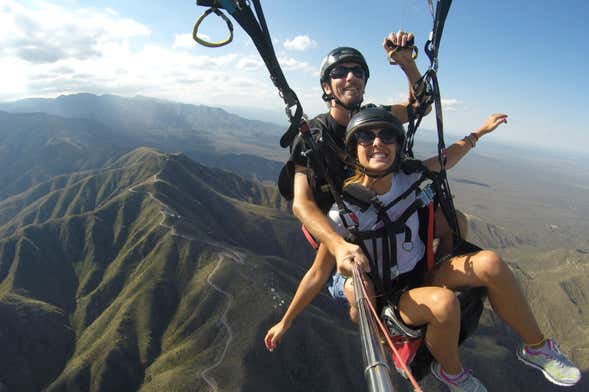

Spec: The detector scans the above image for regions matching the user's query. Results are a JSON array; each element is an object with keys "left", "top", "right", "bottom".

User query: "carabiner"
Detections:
[
  {"left": 193, "top": 7, "right": 234, "bottom": 48},
  {"left": 386, "top": 39, "right": 419, "bottom": 65}
]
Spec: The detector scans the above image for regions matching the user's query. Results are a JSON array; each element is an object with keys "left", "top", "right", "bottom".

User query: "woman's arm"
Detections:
[
  {"left": 264, "top": 244, "right": 336, "bottom": 351},
  {"left": 424, "top": 113, "right": 508, "bottom": 172}
]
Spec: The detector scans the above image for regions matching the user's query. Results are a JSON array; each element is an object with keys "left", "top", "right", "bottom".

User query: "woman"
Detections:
[{"left": 265, "top": 108, "right": 581, "bottom": 391}]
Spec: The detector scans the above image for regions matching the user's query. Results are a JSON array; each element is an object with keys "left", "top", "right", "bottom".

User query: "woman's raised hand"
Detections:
[{"left": 477, "top": 113, "right": 508, "bottom": 137}]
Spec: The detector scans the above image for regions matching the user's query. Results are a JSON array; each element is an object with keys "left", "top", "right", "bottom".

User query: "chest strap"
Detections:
[{"left": 342, "top": 180, "right": 436, "bottom": 299}]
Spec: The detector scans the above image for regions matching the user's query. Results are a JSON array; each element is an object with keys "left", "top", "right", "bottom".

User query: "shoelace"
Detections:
[{"left": 527, "top": 341, "right": 573, "bottom": 367}]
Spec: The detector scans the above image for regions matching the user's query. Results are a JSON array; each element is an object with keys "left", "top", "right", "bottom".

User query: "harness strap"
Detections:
[
  {"left": 427, "top": 202, "right": 435, "bottom": 270},
  {"left": 316, "top": 127, "right": 355, "bottom": 167},
  {"left": 381, "top": 225, "right": 392, "bottom": 297},
  {"left": 350, "top": 188, "right": 429, "bottom": 299},
  {"left": 194, "top": 1, "right": 304, "bottom": 147},
  {"left": 404, "top": 83, "right": 433, "bottom": 159},
  {"left": 402, "top": 0, "right": 462, "bottom": 249},
  {"left": 382, "top": 173, "right": 426, "bottom": 211},
  {"left": 297, "top": 122, "right": 350, "bottom": 217},
  {"left": 301, "top": 225, "right": 319, "bottom": 250}
]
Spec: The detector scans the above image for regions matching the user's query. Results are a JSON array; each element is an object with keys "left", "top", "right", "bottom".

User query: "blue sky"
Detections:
[{"left": 1, "top": 0, "right": 587, "bottom": 154}]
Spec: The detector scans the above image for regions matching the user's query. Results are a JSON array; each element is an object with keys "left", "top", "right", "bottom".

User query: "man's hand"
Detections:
[
  {"left": 383, "top": 30, "right": 417, "bottom": 68},
  {"left": 333, "top": 240, "right": 370, "bottom": 277}
]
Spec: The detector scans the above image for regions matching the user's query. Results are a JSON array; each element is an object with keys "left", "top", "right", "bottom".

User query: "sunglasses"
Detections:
[
  {"left": 329, "top": 65, "right": 366, "bottom": 80},
  {"left": 355, "top": 128, "right": 399, "bottom": 146}
]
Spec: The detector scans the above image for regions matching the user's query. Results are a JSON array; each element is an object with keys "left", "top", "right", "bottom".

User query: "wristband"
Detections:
[{"left": 463, "top": 134, "right": 476, "bottom": 148}]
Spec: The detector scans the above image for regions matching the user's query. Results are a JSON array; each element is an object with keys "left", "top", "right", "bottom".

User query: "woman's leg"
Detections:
[
  {"left": 429, "top": 250, "right": 544, "bottom": 345},
  {"left": 343, "top": 274, "right": 376, "bottom": 324},
  {"left": 433, "top": 209, "right": 468, "bottom": 258},
  {"left": 398, "top": 286, "right": 463, "bottom": 374}
]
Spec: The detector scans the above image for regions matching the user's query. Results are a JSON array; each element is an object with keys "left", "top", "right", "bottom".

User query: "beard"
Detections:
[{"left": 336, "top": 85, "right": 365, "bottom": 107}]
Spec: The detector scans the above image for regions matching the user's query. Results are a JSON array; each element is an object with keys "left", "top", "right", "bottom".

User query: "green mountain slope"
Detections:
[
  {"left": 0, "top": 142, "right": 585, "bottom": 390},
  {"left": 0, "top": 148, "right": 353, "bottom": 392}
]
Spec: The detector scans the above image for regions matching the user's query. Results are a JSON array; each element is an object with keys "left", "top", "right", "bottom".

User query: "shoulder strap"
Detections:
[
  {"left": 309, "top": 113, "right": 329, "bottom": 130},
  {"left": 342, "top": 183, "right": 377, "bottom": 212}
]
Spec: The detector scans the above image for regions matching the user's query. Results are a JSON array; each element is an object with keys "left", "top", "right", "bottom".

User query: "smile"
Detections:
[
  {"left": 368, "top": 150, "right": 389, "bottom": 160},
  {"left": 342, "top": 86, "right": 360, "bottom": 94}
]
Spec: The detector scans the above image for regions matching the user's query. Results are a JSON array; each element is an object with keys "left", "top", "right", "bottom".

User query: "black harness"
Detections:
[
  {"left": 339, "top": 160, "right": 436, "bottom": 301},
  {"left": 339, "top": 161, "right": 487, "bottom": 382},
  {"left": 404, "top": 0, "right": 463, "bottom": 249}
]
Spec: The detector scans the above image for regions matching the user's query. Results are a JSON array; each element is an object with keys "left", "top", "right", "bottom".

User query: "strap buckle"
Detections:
[{"left": 417, "top": 184, "right": 436, "bottom": 207}]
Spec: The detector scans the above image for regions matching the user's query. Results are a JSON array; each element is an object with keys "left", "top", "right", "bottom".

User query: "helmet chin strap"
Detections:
[
  {"left": 357, "top": 164, "right": 395, "bottom": 179},
  {"left": 355, "top": 157, "right": 402, "bottom": 179},
  {"left": 321, "top": 92, "right": 363, "bottom": 113},
  {"left": 334, "top": 96, "right": 363, "bottom": 112}
]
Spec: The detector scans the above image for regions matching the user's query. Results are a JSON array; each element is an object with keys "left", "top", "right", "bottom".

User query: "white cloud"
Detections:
[
  {"left": 173, "top": 33, "right": 198, "bottom": 49},
  {"left": 237, "top": 56, "right": 263, "bottom": 70},
  {"left": 442, "top": 98, "right": 463, "bottom": 111},
  {"left": 0, "top": 1, "right": 150, "bottom": 64},
  {"left": 283, "top": 35, "right": 317, "bottom": 51},
  {"left": 278, "top": 56, "right": 313, "bottom": 72},
  {"left": 0, "top": 1, "right": 286, "bottom": 109}
]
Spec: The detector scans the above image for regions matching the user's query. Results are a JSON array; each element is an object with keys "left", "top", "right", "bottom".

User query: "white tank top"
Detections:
[{"left": 328, "top": 171, "right": 425, "bottom": 279}]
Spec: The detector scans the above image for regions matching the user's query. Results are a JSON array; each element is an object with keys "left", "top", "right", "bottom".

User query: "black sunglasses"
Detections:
[
  {"left": 355, "top": 128, "right": 398, "bottom": 146},
  {"left": 329, "top": 65, "right": 366, "bottom": 80}
]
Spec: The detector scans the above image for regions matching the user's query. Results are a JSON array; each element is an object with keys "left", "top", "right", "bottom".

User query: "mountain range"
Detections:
[
  {"left": 0, "top": 94, "right": 286, "bottom": 188},
  {"left": 0, "top": 93, "right": 586, "bottom": 391}
]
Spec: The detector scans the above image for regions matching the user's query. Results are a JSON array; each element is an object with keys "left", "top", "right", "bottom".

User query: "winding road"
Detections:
[
  {"left": 128, "top": 170, "right": 244, "bottom": 391},
  {"left": 200, "top": 252, "right": 240, "bottom": 392}
]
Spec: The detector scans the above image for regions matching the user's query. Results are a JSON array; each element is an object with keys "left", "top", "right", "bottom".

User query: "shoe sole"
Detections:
[{"left": 516, "top": 350, "right": 580, "bottom": 387}]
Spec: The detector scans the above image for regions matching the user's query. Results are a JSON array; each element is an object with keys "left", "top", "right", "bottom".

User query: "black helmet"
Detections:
[
  {"left": 319, "top": 47, "right": 370, "bottom": 84},
  {"left": 345, "top": 107, "right": 405, "bottom": 157}
]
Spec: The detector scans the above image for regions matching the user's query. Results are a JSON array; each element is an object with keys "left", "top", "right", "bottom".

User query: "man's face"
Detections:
[{"left": 322, "top": 61, "right": 366, "bottom": 107}]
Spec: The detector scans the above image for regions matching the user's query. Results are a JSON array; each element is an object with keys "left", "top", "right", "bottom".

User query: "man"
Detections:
[{"left": 279, "top": 31, "right": 428, "bottom": 276}]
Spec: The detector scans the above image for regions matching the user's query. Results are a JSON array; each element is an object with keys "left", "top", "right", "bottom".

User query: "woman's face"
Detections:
[{"left": 355, "top": 127, "right": 398, "bottom": 173}]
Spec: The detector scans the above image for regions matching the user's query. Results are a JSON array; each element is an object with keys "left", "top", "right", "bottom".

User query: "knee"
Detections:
[
  {"left": 349, "top": 306, "right": 359, "bottom": 323},
  {"left": 475, "top": 250, "right": 511, "bottom": 284},
  {"left": 344, "top": 280, "right": 359, "bottom": 323},
  {"left": 428, "top": 288, "right": 460, "bottom": 325}
]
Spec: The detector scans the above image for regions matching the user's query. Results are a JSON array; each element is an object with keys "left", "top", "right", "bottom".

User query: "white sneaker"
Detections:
[
  {"left": 516, "top": 338, "right": 581, "bottom": 387},
  {"left": 430, "top": 361, "right": 487, "bottom": 392}
]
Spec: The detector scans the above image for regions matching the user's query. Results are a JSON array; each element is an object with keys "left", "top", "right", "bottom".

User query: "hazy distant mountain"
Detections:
[
  {"left": 0, "top": 111, "right": 127, "bottom": 199},
  {"left": 0, "top": 93, "right": 281, "bottom": 138},
  {"left": 0, "top": 94, "right": 286, "bottom": 182}
]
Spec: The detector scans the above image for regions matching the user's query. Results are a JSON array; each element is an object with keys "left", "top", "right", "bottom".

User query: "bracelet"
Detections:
[{"left": 463, "top": 135, "right": 476, "bottom": 148}]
